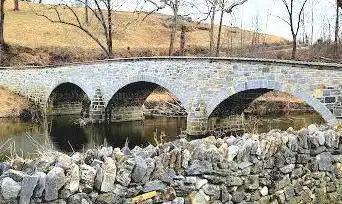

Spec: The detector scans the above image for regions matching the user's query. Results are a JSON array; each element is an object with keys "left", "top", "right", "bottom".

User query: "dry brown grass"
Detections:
[
  {"left": 0, "top": 87, "right": 28, "bottom": 118},
  {"left": 3, "top": 0, "right": 285, "bottom": 58}
]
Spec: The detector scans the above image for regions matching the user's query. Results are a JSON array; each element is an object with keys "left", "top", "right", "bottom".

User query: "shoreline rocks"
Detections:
[{"left": 0, "top": 124, "right": 342, "bottom": 203}]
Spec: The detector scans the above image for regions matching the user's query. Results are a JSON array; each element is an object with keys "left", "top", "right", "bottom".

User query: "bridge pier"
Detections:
[
  {"left": 186, "top": 99, "right": 208, "bottom": 136},
  {"left": 89, "top": 89, "right": 106, "bottom": 122}
]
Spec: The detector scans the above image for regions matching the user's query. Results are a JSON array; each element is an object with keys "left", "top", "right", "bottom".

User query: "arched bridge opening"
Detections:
[
  {"left": 47, "top": 83, "right": 91, "bottom": 116},
  {"left": 207, "top": 86, "right": 332, "bottom": 135},
  {"left": 105, "top": 81, "right": 187, "bottom": 122}
]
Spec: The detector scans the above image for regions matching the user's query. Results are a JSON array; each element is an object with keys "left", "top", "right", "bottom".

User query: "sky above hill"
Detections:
[{"left": 42, "top": 0, "right": 339, "bottom": 42}]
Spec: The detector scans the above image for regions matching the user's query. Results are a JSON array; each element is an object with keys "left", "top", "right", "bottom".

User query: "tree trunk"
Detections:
[
  {"left": 0, "top": 0, "right": 4, "bottom": 64},
  {"left": 107, "top": 0, "right": 113, "bottom": 57},
  {"left": 169, "top": 0, "right": 178, "bottom": 56},
  {"left": 39, "top": 0, "right": 42, "bottom": 3},
  {"left": 180, "top": 25, "right": 186, "bottom": 56},
  {"left": 292, "top": 36, "right": 297, "bottom": 59},
  {"left": 85, "top": 0, "right": 89, "bottom": 24},
  {"left": 335, "top": 1, "right": 339, "bottom": 55},
  {"left": 14, "top": 0, "right": 19, "bottom": 11},
  {"left": 209, "top": 0, "right": 218, "bottom": 57},
  {"left": 215, "top": 1, "right": 225, "bottom": 57}
]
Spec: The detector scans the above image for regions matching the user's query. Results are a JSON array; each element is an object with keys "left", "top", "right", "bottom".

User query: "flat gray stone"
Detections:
[
  {"left": 101, "top": 157, "right": 117, "bottom": 192},
  {"left": 1, "top": 177, "right": 21, "bottom": 200},
  {"left": 45, "top": 167, "right": 66, "bottom": 201},
  {"left": 19, "top": 175, "right": 39, "bottom": 204}
]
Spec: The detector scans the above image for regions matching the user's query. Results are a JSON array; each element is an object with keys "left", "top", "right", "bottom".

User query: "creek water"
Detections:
[{"left": 0, "top": 112, "right": 324, "bottom": 157}]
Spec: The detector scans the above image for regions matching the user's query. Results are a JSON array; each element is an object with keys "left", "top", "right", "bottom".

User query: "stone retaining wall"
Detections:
[{"left": 1, "top": 125, "right": 342, "bottom": 203}]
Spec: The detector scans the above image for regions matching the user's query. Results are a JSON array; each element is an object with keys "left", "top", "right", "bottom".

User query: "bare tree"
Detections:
[
  {"left": 215, "top": 0, "right": 248, "bottom": 57},
  {"left": 14, "top": 0, "right": 19, "bottom": 11},
  {"left": 0, "top": 0, "right": 4, "bottom": 63},
  {"left": 209, "top": 0, "right": 218, "bottom": 56},
  {"left": 33, "top": 0, "right": 120, "bottom": 57},
  {"left": 278, "top": 0, "right": 308, "bottom": 59},
  {"left": 145, "top": 0, "right": 180, "bottom": 56},
  {"left": 310, "top": 0, "right": 314, "bottom": 45},
  {"left": 335, "top": 0, "right": 341, "bottom": 54}
]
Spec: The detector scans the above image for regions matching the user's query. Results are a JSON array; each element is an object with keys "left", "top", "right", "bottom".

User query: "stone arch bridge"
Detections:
[{"left": 1, "top": 57, "right": 342, "bottom": 135}]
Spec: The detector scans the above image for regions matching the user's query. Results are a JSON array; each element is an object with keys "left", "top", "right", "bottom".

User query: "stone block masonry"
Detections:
[
  {"left": 0, "top": 125, "right": 342, "bottom": 203},
  {"left": 1, "top": 57, "right": 342, "bottom": 135}
]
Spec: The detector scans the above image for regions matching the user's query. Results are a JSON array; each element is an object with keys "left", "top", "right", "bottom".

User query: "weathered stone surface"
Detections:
[
  {"left": 116, "top": 158, "right": 135, "bottom": 186},
  {"left": 186, "top": 160, "right": 212, "bottom": 175},
  {"left": 161, "top": 187, "right": 177, "bottom": 201},
  {"left": 67, "top": 193, "right": 92, "bottom": 204},
  {"left": 100, "top": 157, "right": 116, "bottom": 192},
  {"left": 172, "top": 197, "right": 185, "bottom": 204},
  {"left": 132, "top": 157, "right": 147, "bottom": 183},
  {"left": 189, "top": 190, "right": 210, "bottom": 204},
  {"left": 276, "top": 175, "right": 291, "bottom": 191},
  {"left": 280, "top": 164, "right": 295, "bottom": 174},
  {"left": 202, "top": 184, "right": 220, "bottom": 199},
  {"left": 246, "top": 175, "right": 259, "bottom": 190},
  {"left": 228, "top": 176, "right": 243, "bottom": 186},
  {"left": 95, "top": 193, "right": 119, "bottom": 204},
  {"left": 227, "top": 145, "right": 239, "bottom": 162},
  {"left": 260, "top": 186, "right": 268, "bottom": 196},
  {"left": 5, "top": 169, "right": 25, "bottom": 182},
  {"left": 195, "top": 178, "right": 208, "bottom": 190},
  {"left": 143, "top": 158, "right": 155, "bottom": 183},
  {"left": 80, "top": 164, "right": 96, "bottom": 193},
  {"left": 33, "top": 172, "right": 46, "bottom": 197},
  {"left": 325, "top": 129, "right": 339, "bottom": 148},
  {"left": 71, "top": 152, "right": 84, "bottom": 164},
  {"left": 65, "top": 163, "right": 80, "bottom": 194},
  {"left": 1, "top": 177, "right": 21, "bottom": 200},
  {"left": 45, "top": 167, "right": 66, "bottom": 201},
  {"left": 143, "top": 180, "right": 167, "bottom": 192},
  {"left": 231, "top": 191, "right": 246, "bottom": 203},
  {"left": 316, "top": 152, "right": 333, "bottom": 171},
  {"left": 19, "top": 175, "right": 39, "bottom": 204},
  {"left": 0, "top": 162, "right": 11, "bottom": 175},
  {"left": 55, "top": 153, "right": 73, "bottom": 170}
]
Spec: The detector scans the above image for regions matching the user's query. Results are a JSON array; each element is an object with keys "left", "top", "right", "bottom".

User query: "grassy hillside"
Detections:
[
  {"left": 2, "top": 0, "right": 286, "bottom": 65},
  {"left": 0, "top": 87, "right": 28, "bottom": 118}
]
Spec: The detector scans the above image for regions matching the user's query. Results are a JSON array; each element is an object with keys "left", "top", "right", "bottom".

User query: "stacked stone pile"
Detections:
[{"left": 1, "top": 124, "right": 342, "bottom": 203}]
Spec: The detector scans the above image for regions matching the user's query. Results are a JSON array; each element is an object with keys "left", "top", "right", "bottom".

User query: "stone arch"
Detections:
[
  {"left": 46, "top": 82, "right": 91, "bottom": 115},
  {"left": 45, "top": 81, "right": 91, "bottom": 104},
  {"left": 207, "top": 80, "right": 337, "bottom": 126},
  {"left": 103, "top": 74, "right": 189, "bottom": 111}
]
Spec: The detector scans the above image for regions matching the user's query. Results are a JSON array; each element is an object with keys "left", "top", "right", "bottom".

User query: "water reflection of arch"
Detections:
[{"left": 207, "top": 80, "right": 337, "bottom": 126}]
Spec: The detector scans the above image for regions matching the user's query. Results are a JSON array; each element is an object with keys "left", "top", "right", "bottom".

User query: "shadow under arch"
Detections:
[
  {"left": 207, "top": 80, "right": 337, "bottom": 126},
  {"left": 103, "top": 74, "right": 188, "bottom": 111},
  {"left": 46, "top": 82, "right": 91, "bottom": 116},
  {"left": 105, "top": 80, "right": 187, "bottom": 122}
]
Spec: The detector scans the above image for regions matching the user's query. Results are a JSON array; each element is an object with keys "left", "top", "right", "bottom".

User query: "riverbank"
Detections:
[
  {"left": 0, "top": 87, "right": 29, "bottom": 118},
  {"left": 0, "top": 124, "right": 341, "bottom": 203}
]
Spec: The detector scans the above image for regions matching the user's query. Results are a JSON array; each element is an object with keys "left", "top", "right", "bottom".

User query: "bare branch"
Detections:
[
  {"left": 32, "top": 4, "right": 109, "bottom": 56},
  {"left": 224, "top": 0, "right": 249, "bottom": 13},
  {"left": 295, "top": 0, "right": 308, "bottom": 36},
  {"left": 274, "top": 14, "right": 291, "bottom": 26}
]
